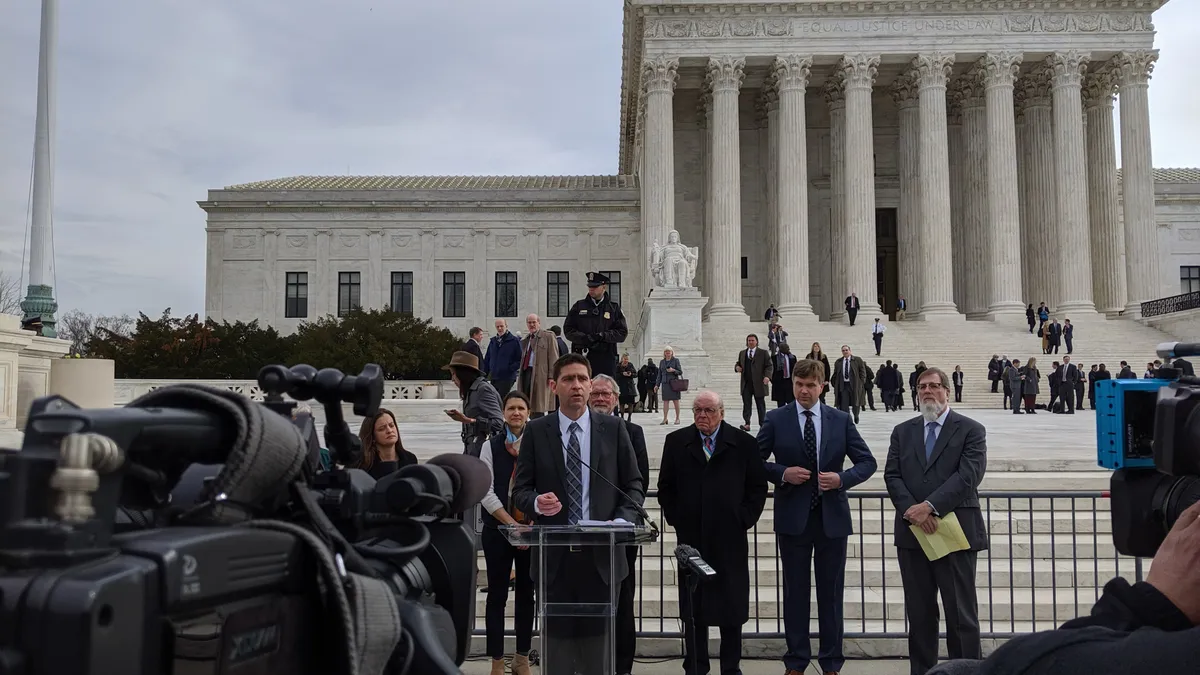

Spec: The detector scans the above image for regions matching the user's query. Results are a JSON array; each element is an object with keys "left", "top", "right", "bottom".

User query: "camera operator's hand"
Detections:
[
  {"left": 782, "top": 466, "right": 811, "bottom": 484},
  {"left": 1146, "top": 499, "right": 1200, "bottom": 624},
  {"left": 536, "top": 493, "right": 562, "bottom": 516}
]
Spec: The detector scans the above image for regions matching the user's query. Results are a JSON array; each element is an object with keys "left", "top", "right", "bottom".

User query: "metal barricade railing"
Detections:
[
  {"left": 475, "top": 490, "right": 1142, "bottom": 640},
  {"left": 1141, "top": 290, "right": 1200, "bottom": 318}
]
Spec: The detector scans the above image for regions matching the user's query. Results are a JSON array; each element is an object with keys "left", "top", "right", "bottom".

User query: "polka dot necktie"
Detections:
[{"left": 803, "top": 410, "right": 820, "bottom": 508}]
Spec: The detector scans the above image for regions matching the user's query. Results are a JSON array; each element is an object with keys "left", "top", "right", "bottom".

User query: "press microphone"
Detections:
[
  {"left": 569, "top": 440, "right": 658, "bottom": 536},
  {"left": 1157, "top": 342, "right": 1200, "bottom": 360},
  {"left": 674, "top": 544, "right": 716, "bottom": 579}
]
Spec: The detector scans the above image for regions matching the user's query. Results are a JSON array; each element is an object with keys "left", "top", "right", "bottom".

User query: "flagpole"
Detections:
[{"left": 21, "top": 0, "right": 59, "bottom": 336}]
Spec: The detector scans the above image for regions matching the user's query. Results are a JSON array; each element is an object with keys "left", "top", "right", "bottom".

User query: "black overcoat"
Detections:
[{"left": 656, "top": 421, "right": 768, "bottom": 626}]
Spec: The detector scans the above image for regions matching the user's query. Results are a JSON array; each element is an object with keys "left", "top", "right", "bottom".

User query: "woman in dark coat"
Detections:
[
  {"left": 771, "top": 344, "right": 797, "bottom": 407},
  {"left": 656, "top": 398, "right": 768, "bottom": 671},
  {"left": 804, "top": 342, "right": 832, "bottom": 404}
]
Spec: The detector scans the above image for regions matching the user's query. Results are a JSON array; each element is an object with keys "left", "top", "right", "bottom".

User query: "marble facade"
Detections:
[{"left": 204, "top": 2, "right": 1200, "bottom": 339}]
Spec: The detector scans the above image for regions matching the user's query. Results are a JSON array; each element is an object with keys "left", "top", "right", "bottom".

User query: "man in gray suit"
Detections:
[
  {"left": 884, "top": 366, "right": 989, "bottom": 675},
  {"left": 736, "top": 334, "right": 773, "bottom": 430},
  {"left": 512, "top": 352, "right": 645, "bottom": 675}
]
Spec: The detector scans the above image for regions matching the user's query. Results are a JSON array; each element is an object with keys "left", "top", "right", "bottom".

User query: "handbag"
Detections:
[{"left": 670, "top": 378, "right": 689, "bottom": 392}]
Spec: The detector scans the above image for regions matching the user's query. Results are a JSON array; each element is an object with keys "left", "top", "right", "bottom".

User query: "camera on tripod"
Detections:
[
  {"left": 1096, "top": 342, "right": 1200, "bottom": 558},
  {"left": 0, "top": 362, "right": 485, "bottom": 675}
]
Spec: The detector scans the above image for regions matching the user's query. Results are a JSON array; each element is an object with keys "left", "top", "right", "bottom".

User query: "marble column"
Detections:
[
  {"left": 1083, "top": 67, "right": 1127, "bottom": 316},
  {"left": 773, "top": 55, "right": 815, "bottom": 320},
  {"left": 760, "top": 86, "right": 780, "bottom": 310},
  {"left": 948, "top": 102, "right": 966, "bottom": 311},
  {"left": 1047, "top": 51, "right": 1096, "bottom": 315},
  {"left": 1114, "top": 50, "right": 1162, "bottom": 315},
  {"left": 698, "top": 90, "right": 714, "bottom": 299},
  {"left": 1015, "top": 89, "right": 1032, "bottom": 300},
  {"left": 981, "top": 52, "right": 1025, "bottom": 319},
  {"left": 840, "top": 54, "right": 882, "bottom": 315},
  {"left": 826, "top": 79, "right": 847, "bottom": 320},
  {"left": 707, "top": 56, "right": 748, "bottom": 318},
  {"left": 910, "top": 53, "right": 959, "bottom": 318},
  {"left": 1022, "top": 67, "right": 1057, "bottom": 310},
  {"left": 957, "top": 70, "right": 988, "bottom": 318},
  {"left": 892, "top": 72, "right": 921, "bottom": 318},
  {"left": 641, "top": 56, "right": 679, "bottom": 287}
]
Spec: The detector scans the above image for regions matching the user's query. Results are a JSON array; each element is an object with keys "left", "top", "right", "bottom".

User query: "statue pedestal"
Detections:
[
  {"left": 0, "top": 314, "right": 34, "bottom": 449},
  {"left": 637, "top": 288, "right": 711, "bottom": 390}
]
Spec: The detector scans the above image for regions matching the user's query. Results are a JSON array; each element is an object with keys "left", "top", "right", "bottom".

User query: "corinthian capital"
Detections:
[
  {"left": 952, "top": 69, "right": 986, "bottom": 109},
  {"left": 1082, "top": 69, "right": 1118, "bottom": 109},
  {"left": 707, "top": 56, "right": 746, "bottom": 93},
  {"left": 823, "top": 77, "right": 846, "bottom": 109},
  {"left": 980, "top": 52, "right": 1022, "bottom": 88},
  {"left": 1111, "top": 50, "right": 1159, "bottom": 87},
  {"left": 910, "top": 53, "right": 955, "bottom": 89},
  {"left": 772, "top": 55, "right": 813, "bottom": 92},
  {"left": 890, "top": 71, "right": 919, "bottom": 109},
  {"left": 642, "top": 56, "right": 679, "bottom": 95},
  {"left": 1046, "top": 51, "right": 1090, "bottom": 88},
  {"left": 1020, "top": 64, "right": 1054, "bottom": 106},
  {"left": 837, "top": 53, "right": 880, "bottom": 90}
]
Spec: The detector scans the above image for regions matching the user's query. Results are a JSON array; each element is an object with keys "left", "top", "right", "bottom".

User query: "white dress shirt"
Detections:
[
  {"left": 534, "top": 410, "right": 592, "bottom": 518},
  {"left": 795, "top": 402, "right": 822, "bottom": 465},
  {"left": 925, "top": 405, "right": 951, "bottom": 441}
]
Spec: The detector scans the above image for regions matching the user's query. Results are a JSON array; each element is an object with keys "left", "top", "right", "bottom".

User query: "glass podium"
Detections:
[{"left": 502, "top": 523, "right": 658, "bottom": 675}]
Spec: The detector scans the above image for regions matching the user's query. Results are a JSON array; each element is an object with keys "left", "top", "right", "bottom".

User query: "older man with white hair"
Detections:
[
  {"left": 588, "top": 374, "right": 649, "bottom": 675},
  {"left": 658, "top": 390, "right": 768, "bottom": 675}
]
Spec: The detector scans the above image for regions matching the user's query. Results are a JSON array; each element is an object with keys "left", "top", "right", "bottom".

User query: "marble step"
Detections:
[
  {"left": 474, "top": 584, "right": 1103, "bottom": 622},
  {"left": 474, "top": 554, "right": 1143, "bottom": 590}
]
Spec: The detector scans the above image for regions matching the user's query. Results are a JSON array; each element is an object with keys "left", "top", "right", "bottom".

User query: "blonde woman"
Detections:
[{"left": 655, "top": 346, "right": 684, "bottom": 425}]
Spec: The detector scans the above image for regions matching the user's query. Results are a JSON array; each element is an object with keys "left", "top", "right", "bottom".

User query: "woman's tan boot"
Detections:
[
  {"left": 489, "top": 658, "right": 505, "bottom": 675},
  {"left": 511, "top": 653, "right": 532, "bottom": 675}
]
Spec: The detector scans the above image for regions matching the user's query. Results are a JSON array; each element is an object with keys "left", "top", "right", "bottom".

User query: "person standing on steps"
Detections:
[
  {"left": 758, "top": 359, "right": 877, "bottom": 675},
  {"left": 736, "top": 334, "right": 772, "bottom": 430},
  {"left": 563, "top": 272, "right": 628, "bottom": 379},
  {"left": 832, "top": 345, "right": 867, "bottom": 424},
  {"left": 885, "top": 367, "right": 989, "bottom": 675},
  {"left": 844, "top": 292, "right": 860, "bottom": 326},
  {"left": 952, "top": 365, "right": 964, "bottom": 403},
  {"left": 871, "top": 318, "right": 886, "bottom": 355}
]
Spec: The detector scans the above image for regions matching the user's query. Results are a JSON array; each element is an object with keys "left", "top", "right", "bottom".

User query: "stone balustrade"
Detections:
[{"left": 112, "top": 379, "right": 457, "bottom": 406}]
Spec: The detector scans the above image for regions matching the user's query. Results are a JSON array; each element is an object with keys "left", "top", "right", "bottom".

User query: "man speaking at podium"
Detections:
[{"left": 512, "top": 352, "right": 646, "bottom": 675}]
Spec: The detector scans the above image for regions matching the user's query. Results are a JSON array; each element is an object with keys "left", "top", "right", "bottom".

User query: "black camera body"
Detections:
[
  {"left": 1098, "top": 342, "right": 1200, "bottom": 558},
  {"left": 0, "top": 363, "right": 478, "bottom": 675}
]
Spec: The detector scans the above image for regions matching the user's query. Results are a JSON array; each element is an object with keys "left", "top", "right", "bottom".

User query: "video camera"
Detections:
[
  {"left": 0, "top": 362, "right": 487, "bottom": 675},
  {"left": 1097, "top": 342, "right": 1200, "bottom": 558}
]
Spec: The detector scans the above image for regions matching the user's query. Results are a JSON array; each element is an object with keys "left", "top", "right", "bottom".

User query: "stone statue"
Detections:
[{"left": 650, "top": 229, "right": 699, "bottom": 289}]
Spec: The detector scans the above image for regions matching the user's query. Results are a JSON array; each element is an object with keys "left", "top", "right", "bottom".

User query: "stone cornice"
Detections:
[
  {"left": 200, "top": 201, "right": 641, "bottom": 215},
  {"left": 636, "top": 1, "right": 1166, "bottom": 17}
]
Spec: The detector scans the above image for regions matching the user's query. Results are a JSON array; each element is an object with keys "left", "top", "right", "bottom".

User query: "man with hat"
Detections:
[{"left": 563, "top": 272, "right": 628, "bottom": 379}]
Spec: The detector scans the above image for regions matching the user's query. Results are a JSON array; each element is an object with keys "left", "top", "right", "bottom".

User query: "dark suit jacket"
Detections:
[
  {"left": 884, "top": 410, "right": 989, "bottom": 551},
  {"left": 511, "top": 411, "right": 645, "bottom": 585},
  {"left": 736, "top": 348, "right": 773, "bottom": 398},
  {"left": 1060, "top": 363, "right": 1080, "bottom": 387},
  {"left": 460, "top": 338, "right": 483, "bottom": 361},
  {"left": 757, "top": 403, "right": 877, "bottom": 538}
]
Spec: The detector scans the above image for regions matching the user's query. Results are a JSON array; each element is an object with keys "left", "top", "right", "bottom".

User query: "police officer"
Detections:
[{"left": 562, "top": 272, "right": 628, "bottom": 378}]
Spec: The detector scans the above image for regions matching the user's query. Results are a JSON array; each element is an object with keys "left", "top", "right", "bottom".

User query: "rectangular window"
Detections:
[
  {"left": 599, "top": 270, "right": 621, "bottom": 306},
  {"left": 495, "top": 271, "right": 518, "bottom": 317},
  {"left": 741, "top": 256, "right": 749, "bottom": 280},
  {"left": 390, "top": 272, "right": 413, "bottom": 314},
  {"left": 285, "top": 272, "right": 308, "bottom": 318},
  {"left": 1182, "top": 266, "right": 1200, "bottom": 294},
  {"left": 547, "top": 271, "right": 570, "bottom": 317},
  {"left": 443, "top": 271, "right": 466, "bottom": 318},
  {"left": 337, "top": 271, "right": 361, "bottom": 317}
]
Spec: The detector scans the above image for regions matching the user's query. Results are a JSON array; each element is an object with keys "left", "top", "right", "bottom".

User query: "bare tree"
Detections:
[
  {"left": 0, "top": 270, "right": 22, "bottom": 316},
  {"left": 57, "top": 309, "right": 135, "bottom": 356}
]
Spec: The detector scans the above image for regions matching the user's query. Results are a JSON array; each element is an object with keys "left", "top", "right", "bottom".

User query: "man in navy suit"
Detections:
[{"left": 758, "top": 358, "right": 877, "bottom": 675}]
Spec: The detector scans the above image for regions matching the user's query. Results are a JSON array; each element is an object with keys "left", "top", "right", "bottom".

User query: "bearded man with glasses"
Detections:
[{"left": 657, "top": 390, "right": 768, "bottom": 675}]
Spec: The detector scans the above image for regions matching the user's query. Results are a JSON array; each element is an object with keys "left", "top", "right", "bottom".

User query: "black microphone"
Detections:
[
  {"left": 568, "top": 438, "right": 659, "bottom": 537},
  {"left": 1157, "top": 342, "right": 1200, "bottom": 359},
  {"left": 674, "top": 544, "right": 716, "bottom": 579}
]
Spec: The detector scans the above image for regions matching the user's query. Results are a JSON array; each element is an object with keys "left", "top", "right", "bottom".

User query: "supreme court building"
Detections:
[{"left": 203, "top": 1, "right": 1200, "bottom": 336}]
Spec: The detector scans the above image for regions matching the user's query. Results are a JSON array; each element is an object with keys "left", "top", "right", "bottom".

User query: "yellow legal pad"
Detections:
[{"left": 908, "top": 511, "right": 971, "bottom": 561}]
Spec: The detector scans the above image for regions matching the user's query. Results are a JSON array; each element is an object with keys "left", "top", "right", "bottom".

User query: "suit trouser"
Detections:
[
  {"left": 615, "top": 545, "right": 638, "bottom": 673},
  {"left": 541, "top": 554, "right": 611, "bottom": 675},
  {"left": 847, "top": 309, "right": 858, "bottom": 325},
  {"left": 778, "top": 510, "right": 847, "bottom": 673},
  {"left": 835, "top": 382, "right": 860, "bottom": 421},
  {"left": 873, "top": 334, "right": 883, "bottom": 354},
  {"left": 897, "top": 548, "right": 981, "bottom": 675},
  {"left": 953, "top": 385, "right": 963, "bottom": 403},
  {"left": 1058, "top": 384, "right": 1075, "bottom": 413},
  {"left": 481, "top": 527, "right": 535, "bottom": 658},
  {"left": 742, "top": 391, "right": 766, "bottom": 425}
]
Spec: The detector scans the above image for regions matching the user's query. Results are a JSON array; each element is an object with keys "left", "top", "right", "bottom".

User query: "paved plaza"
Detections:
[
  {"left": 459, "top": 656, "right": 911, "bottom": 675},
  {"left": 373, "top": 405, "right": 1104, "bottom": 476}
]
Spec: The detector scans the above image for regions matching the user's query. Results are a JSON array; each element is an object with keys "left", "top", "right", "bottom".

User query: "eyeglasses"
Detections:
[
  {"left": 916, "top": 383, "right": 945, "bottom": 391},
  {"left": 692, "top": 407, "right": 720, "bottom": 415}
]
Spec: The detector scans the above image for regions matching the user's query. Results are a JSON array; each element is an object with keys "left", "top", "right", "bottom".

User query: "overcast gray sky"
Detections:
[{"left": 2, "top": 1, "right": 1198, "bottom": 318}]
